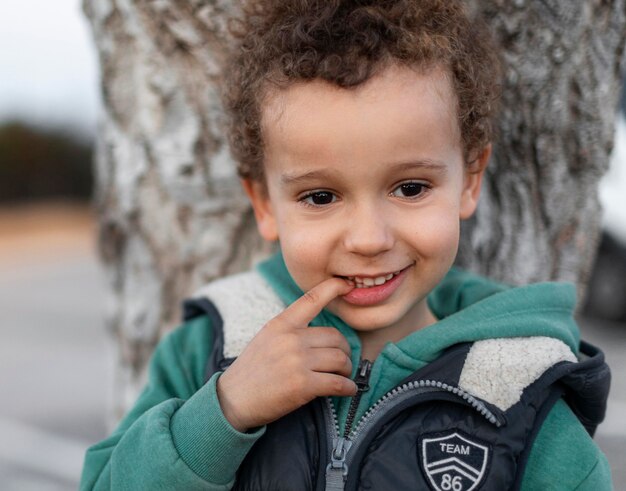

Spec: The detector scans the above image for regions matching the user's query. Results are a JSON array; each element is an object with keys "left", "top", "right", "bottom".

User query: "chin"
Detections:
[{"left": 334, "top": 306, "right": 403, "bottom": 332}]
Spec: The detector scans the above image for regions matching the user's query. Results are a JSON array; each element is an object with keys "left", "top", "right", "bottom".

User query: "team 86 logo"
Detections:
[{"left": 419, "top": 431, "right": 491, "bottom": 491}]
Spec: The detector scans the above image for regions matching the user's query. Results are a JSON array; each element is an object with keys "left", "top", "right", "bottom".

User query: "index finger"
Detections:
[{"left": 277, "top": 277, "right": 354, "bottom": 329}]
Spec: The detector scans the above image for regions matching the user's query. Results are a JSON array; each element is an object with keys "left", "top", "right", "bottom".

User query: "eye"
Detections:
[
  {"left": 299, "top": 190, "right": 337, "bottom": 207},
  {"left": 391, "top": 182, "right": 429, "bottom": 199}
]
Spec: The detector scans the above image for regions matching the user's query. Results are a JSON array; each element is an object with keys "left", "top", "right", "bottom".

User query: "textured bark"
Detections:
[
  {"left": 83, "top": 0, "right": 273, "bottom": 421},
  {"left": 460, "top": 1, "right": 626, "bottom": 290},
  {"left": 84, "top": 0, "right": 626, "bottom": 420}
]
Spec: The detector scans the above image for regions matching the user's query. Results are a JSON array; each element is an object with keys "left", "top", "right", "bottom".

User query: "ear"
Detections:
[
  {"left": 459, "top": 144, "right": 491, "bottom": 220},
  {"left": 242, "top": 179, "right": 279, "bottom": 241}
]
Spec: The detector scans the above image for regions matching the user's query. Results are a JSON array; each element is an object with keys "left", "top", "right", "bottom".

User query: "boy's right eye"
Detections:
[{"left": 299, "top": 191, "right": 337, "bottom": 207}]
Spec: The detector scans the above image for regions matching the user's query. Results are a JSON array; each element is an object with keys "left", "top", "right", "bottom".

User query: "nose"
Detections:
[{"left": 342, "top": 204, "right": 394, "bottom": 257}]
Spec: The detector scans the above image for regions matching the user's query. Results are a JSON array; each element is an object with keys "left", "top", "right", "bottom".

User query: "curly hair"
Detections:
[{"left": 222, "top": 0, "right": 501, "bottom": 181}]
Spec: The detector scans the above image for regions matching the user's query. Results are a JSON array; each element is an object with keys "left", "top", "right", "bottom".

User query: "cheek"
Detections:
[
  {"left": 406, "top": 207, "right": 460, "bottom": 260},
  {"left": 276, "top": 217, "right": 335, "bottom": 287}
]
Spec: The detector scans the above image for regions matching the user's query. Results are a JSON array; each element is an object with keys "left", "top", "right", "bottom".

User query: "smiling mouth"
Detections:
[{"left": 337, "top": 266, "right": 410, "bottom": 289}]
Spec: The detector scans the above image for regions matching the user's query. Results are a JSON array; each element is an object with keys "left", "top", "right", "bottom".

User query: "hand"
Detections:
[{"left": 216, "top": 277, "right": 357, "bottom": 432}]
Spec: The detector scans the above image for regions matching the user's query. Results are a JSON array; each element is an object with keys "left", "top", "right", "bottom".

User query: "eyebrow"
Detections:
[
  {"left": 280, "top": 159, "right": 448, "bottom": 185},
  {"left": 388, "top": 160, "right": 449, "bottom": 174},
  {"left": 281, "top": 169, "right": 336, "bottom": 185}
]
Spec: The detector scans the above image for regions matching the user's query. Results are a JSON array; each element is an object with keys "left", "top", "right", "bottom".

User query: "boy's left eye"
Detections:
[{"left": 390, "top": 182, "right": 429, "bottom": 199}]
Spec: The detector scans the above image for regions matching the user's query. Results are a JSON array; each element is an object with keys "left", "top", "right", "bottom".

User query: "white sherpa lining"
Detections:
[
  {"left": 458, "top": 337, "right": 577, "bottom": 411},
  {"left": 193, "top": 271, "right": 286, "bottom": 358}
]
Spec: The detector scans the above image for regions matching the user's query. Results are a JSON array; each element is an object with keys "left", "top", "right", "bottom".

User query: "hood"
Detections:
[{"left": 256, "top": 251, "right": 581, "bottom": 367}]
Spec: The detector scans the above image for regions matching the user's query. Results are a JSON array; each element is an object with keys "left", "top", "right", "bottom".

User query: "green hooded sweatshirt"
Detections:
[{"left": 80, "top": 252, "right": 612, "bottom": 490}]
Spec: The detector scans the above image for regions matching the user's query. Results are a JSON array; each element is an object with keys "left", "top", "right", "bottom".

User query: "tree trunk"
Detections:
[
  {"left": 459, "top": 1, "right": 626, "bottom": 292},
  {"left": 82, "top": 0, "right": 269, "bottom": 422},
  {"left": 83, "top": 0, "right": 626, "bottom": 422}
]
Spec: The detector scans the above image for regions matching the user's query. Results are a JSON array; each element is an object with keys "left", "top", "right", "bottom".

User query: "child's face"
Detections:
[{"left": 245, "top": 65, "right": 488, "bottom": 343}]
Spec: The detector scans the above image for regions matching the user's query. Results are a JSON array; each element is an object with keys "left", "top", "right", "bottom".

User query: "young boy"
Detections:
[{"left": 81, "top": 1, "right": 612, "bottom": 489}]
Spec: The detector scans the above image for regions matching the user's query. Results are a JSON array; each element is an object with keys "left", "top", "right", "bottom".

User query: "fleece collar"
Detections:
[
  {"left": 256, "top": 251, "right": 580, "bottom": 430},
  {"left": 256, "top": 251, "right": 580, "bottom": 361}
]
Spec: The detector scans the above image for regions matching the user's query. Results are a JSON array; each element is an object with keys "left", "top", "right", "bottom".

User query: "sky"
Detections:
[{"left": 0, "top": 0, "right": 100, "bottom": 136}]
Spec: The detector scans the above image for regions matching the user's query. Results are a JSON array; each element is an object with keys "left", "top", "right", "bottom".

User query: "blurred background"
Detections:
[
  {"left": 0, "top": 1, "right": 624, "bottom": 489},
  {"left": 0, "top": 1, "right": 108, "bottom": 489}
]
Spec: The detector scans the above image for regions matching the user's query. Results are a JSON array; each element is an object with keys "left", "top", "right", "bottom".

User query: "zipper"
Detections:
[
  {"left": 343, "top": 359, "right": 372, "bottom": 438},
  {"left": 325, "top": 359, "right": 372, "bottom": 491},
  {"left": 324, "top": 373, "right": 505, "bottom": 491}
]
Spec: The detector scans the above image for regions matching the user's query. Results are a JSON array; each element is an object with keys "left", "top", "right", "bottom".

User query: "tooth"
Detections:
[
  {"left": 385, "top": 273, "right": 393, "bottom": 280},
  {"left": 374, "top": 276, "right": 386, "bottom": 285},
  {"left": 363, "top": 277, "right": 375, "bottom": 287}
]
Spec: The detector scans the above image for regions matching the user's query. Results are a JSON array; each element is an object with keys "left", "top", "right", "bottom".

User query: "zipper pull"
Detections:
[
  {"left": 325, "top": 437, "right": 352, "bottom": 491},
  {"left": 343, "top": 359, "right": 373, "bottom": 439},
  {"left": 354, "top": 359, "right": 372, "bottom": 392}
]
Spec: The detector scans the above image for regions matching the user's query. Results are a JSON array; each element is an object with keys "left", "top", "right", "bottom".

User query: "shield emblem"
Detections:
[{"left": 419, "top": 431, "right": 490, "bottom": 491}]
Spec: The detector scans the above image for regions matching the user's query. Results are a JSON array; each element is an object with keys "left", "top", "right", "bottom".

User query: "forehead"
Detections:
[{"left": 261, "top": 65, "right": 462, "bottom": 177}]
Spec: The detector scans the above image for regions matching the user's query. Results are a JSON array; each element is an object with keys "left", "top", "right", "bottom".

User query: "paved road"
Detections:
[
  {"left": 0, "top": 240, "right": 109, "bottom": 489},
  {"left": 0, "top": 233, "right": 624, "bottom": 489}
]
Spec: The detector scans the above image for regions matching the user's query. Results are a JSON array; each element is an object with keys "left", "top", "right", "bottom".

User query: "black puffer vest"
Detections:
[{"left": 184, "top": 296, "right": 610, "bottom": 491}]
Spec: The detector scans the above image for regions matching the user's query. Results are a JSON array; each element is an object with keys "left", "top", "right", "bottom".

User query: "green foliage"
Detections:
[{"left": 0, "top": 121, "right": 93, "bottom": 203}]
